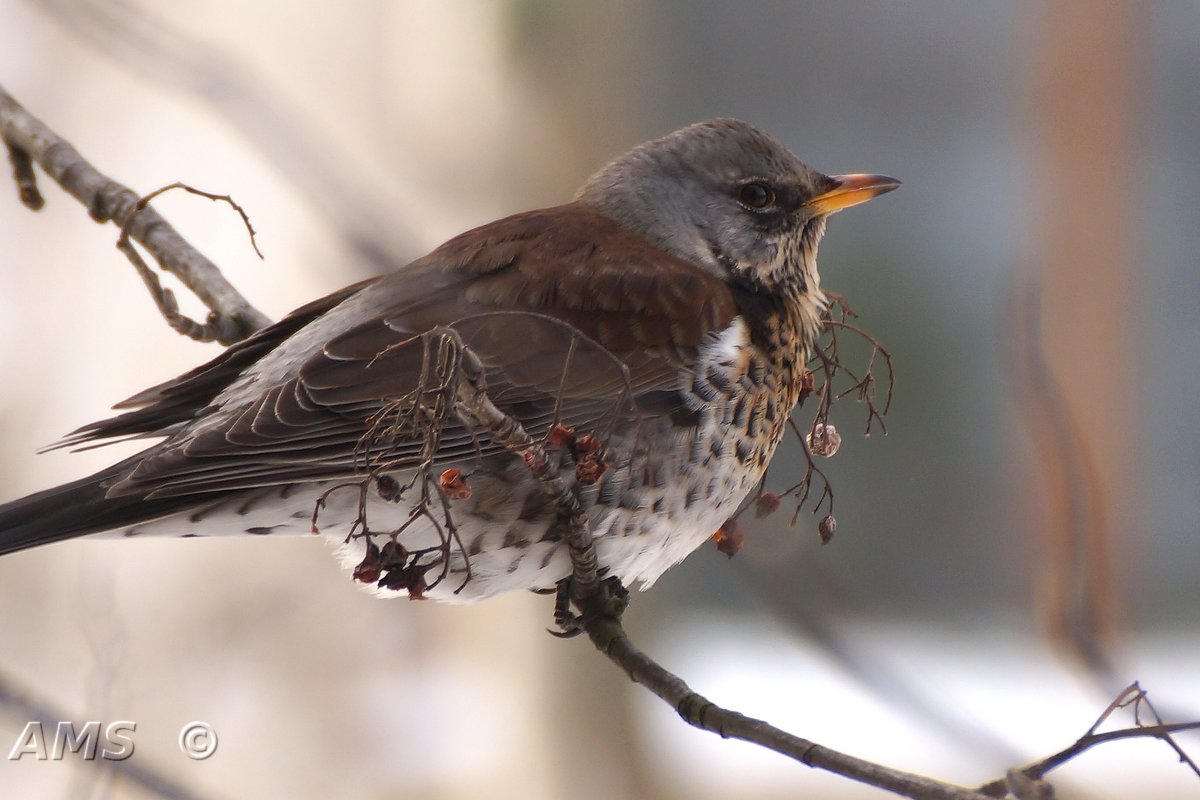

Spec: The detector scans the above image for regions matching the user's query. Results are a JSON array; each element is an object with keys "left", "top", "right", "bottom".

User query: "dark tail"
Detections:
[{"left": 0, "top": 461, "right": 182, "bottom": 556}]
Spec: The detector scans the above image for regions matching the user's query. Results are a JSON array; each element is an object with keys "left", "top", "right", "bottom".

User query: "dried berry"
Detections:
[
  {"left": 439, "top": 468, "right": 472, "bottom": 500},
  {"left": 547, "top": 422, "right": 576, "bottom": 447},
  {"left": 573, "top": 434, "right": 602, "bottom": 458},
  {"left": 375, "top": 474, "right": 401, "bottom": 502},
  {"left": 575, "top": 454, "right": 607, "bottom": 485},
  {"left": 352, "top": 538, "right": 382, "bottom": 583},
  {"left": 712, "top": 519, "right": 745, "bottom": 557},
  {"left": 406, "top": 571, "right": 428, "bottom": 600},
  {"left": 805, "top": 423, "right": 842, "bottom": 458},
  {"left": 378, "top": 563, "right": 427, "bottom": 599},
  {"left": 379, "top": 540, "right": 407, "bottom": 569},
  {"left": 798, "top": 370, "right": 816, "bottom": 404},
  {"left": 522, "top": 449, "right": 547, "bottom": 471},
  {"left": 818, "top": 514, "right": 837, "bottom": 545},
  {"left": 754, "top": 492, "right": 781, "bottom": 518}
]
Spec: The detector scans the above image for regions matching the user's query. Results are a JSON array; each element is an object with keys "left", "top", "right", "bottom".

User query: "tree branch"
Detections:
[
  {"left": 977, "top": 682, "right": 1200, "bottom": 796},
  {"left": 0, "top": 82, "right": 270, "bottom": 344},
  {"left": 586, "top": 613, "right": 1006, "bottom": 799}
]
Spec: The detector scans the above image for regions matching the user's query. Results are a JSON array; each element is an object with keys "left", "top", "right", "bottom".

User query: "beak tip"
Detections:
[
  {"left": 807, "top": 173, "right": 902, "bottom": 214},
  {"left": 836, "top": 173, "right": 902, "bottom": 192}
]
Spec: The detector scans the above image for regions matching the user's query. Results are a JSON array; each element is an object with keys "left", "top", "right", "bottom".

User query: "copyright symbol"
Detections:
[{"left": 178, "top": 721, "right": 218, "bottom": 760}]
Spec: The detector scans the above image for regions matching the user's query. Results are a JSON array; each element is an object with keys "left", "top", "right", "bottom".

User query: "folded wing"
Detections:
[{"left": 68, "top": 206, "right": 738, "bottom": 500}]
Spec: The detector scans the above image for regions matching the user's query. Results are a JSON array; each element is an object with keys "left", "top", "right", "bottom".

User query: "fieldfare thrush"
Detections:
[{"left": 0, "top": 119, "right": 898, "bottom": 602}]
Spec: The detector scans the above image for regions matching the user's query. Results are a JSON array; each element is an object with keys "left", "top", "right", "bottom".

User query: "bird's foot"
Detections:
[{"left": 547, "top": 575, "right": 629, "bottom": 638}]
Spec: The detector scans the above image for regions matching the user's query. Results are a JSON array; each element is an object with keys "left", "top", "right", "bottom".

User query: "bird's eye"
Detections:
[{"left": 737, "top": 181, "right": 776, "bottom": 210}]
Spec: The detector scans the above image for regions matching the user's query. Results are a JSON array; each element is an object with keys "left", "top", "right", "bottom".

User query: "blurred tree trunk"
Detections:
[{"left": 1020, "top": 0, "right": 1142, "bottom": 671}]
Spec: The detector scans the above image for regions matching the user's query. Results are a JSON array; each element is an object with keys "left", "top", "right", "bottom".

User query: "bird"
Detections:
[{"left": 0, "top": 119, "right": 898, "bottom": 605}]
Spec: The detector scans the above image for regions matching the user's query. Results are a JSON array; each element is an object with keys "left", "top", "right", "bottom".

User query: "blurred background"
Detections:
[{"left": 0, "top": 1, "right": 1197, "bottom": 798}]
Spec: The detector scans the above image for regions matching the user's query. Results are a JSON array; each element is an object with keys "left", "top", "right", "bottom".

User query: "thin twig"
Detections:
[
  {"left": 979, "top": 719, "right": 1200, "bottom": 797},
  {"left": 137, "top": 182, "right": 265, "bottom": 259},
  {"left": 116, "top": 185, "right": 261, "bottom": 342},
  {"left": 982, "top": 681, "right": 1200, "bottom": 791},
  {"left": 0, "top": 83, "right": 270, "bottom": 344},
  {"left": 4, "top": 139, "right": 42, "bottom": 210}
]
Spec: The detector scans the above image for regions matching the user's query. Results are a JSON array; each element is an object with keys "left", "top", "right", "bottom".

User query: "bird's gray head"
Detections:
[{"left": 575, "top": 118, "right": 898, "bottom": 293}]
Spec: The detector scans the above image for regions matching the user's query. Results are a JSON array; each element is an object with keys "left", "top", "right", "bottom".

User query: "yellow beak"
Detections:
[{"left": 804, "top": 173, "right": 901, "bottom": 215}]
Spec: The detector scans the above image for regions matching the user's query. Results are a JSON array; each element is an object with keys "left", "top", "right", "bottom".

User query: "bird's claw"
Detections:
[{"left": 545, "top": 575, "right": 628, "bottom": 638}]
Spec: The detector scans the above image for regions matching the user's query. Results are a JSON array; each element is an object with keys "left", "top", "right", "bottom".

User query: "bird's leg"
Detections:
[
  {"left": 456, "top": 340, "right": 629, "bottom": 630},
  {"left": 597, "top": 574, "right": 630, "bottom": 613},
  {"left": 547, "top": 573, "right": 629, "bottom": 638},
  {"left": 548, "top": 578, "right": 583, "bottom": 638}
]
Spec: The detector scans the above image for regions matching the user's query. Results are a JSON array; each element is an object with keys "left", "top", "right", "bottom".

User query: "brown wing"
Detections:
[{"left": 94, "top": 206, "right": 737, "bottom": 499}]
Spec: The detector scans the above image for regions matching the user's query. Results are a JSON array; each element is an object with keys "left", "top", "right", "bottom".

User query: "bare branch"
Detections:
[
  {"left": 583, "top": 612, "right": 1000, "bottom": 800},
  {"left": 814, "top": 292, "right": 895, "bottom": 438},
  {"left": 114, "top": 183, "right": 266, "bottom": 342},
  {"left": 0, "top": 83, "right": 270, "bottom": 344},
  {"left": 4, "top": 139, "right": 42, "bottom": 210},
  {"left": 977, "top": 683, "right": 1200, "bottom": 796}
]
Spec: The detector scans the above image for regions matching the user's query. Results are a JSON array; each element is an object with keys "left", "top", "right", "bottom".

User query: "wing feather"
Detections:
[{"left": 92, "top": 206, "right": 737, "bottom": 499}]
